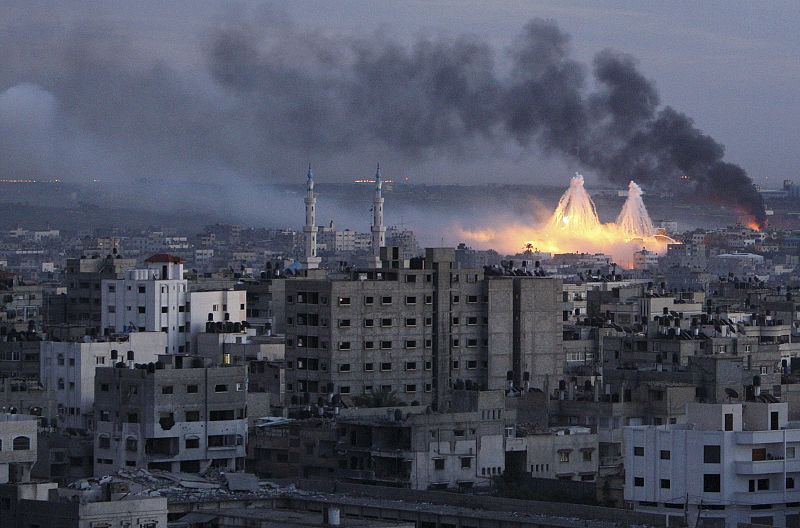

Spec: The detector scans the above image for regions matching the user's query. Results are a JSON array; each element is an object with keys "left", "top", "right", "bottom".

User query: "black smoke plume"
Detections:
[{"left": 0, "top": 9, "right": 765, "bottom": 225}]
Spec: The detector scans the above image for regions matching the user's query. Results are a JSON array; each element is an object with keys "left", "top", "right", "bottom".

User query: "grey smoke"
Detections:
[{"left": 0, "top": 10, "right": 765, "bottom": 225}]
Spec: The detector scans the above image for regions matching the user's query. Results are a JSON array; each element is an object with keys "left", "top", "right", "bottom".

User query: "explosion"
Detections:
[{"left": 458, "top": 173, "right": 677, "bottom": 268}]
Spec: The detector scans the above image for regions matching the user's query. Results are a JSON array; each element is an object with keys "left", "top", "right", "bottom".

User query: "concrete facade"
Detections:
[
  {"left": 93, "top": 356, "right": 248, "bottom": 475},
  {"left": 40, "top": 333, "right": 165, "bottom": 430},
  {"left": 0, "top": 414, "right": 37, "bottom": 484}
]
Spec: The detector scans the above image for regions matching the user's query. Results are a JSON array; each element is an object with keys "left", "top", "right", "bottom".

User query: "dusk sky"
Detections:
[{"left": 2, "top": 1, "right": 798, "bottom": 189}]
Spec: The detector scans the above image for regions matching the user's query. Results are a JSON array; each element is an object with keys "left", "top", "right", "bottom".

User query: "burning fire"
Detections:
[{"left": 458, "top": 174, "right": 677, "bottom": 268}]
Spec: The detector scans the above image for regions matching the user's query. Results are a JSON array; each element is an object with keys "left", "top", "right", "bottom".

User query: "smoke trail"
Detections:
[{"left": 0, "top": 7, "right": 766, "bottom": 225}]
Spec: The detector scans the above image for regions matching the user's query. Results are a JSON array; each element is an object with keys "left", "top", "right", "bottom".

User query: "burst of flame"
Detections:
[{"left": 457, "top": 174, "right": 677, "bottom": 268}]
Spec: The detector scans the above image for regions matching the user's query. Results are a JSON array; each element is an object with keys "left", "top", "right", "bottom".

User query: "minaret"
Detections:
[
  {"left": 369, "top": 164, "right": 386, "bottom": 269},
  {"left": 302, "top": 164, "right": 321, "bottom": 270}
]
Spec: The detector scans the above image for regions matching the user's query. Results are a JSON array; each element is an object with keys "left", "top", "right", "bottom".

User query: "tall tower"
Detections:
[
  {"left": 369, "top": 164, "right": 386, "bottom": 269},
  {"left": 302, "top": 164, "right": 321, "bottom": 270}
]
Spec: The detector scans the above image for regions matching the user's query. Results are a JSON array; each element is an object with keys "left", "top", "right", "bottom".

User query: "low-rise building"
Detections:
[{"left": 0, "top": 414, "right": 37, "bottom": 484}]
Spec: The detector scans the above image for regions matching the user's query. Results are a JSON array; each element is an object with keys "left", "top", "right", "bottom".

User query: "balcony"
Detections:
[
  {"left": 734, "top": 490, "right": 800, "bottom": 504},
  {"left": 735, "top": 431, "right": 785, "bottom": 445},
  {"left": 735, "top": 460, "right": 784, "bottom": 474}
]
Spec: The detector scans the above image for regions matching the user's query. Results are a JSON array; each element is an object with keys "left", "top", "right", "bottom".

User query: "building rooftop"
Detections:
[{"left": 144, "top": 253, "right": 185, "bottom": 264}]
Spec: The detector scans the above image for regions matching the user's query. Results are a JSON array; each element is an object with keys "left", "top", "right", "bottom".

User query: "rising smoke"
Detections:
[{"left": 0, "top": 6, "right": 766, "bottom": 226}]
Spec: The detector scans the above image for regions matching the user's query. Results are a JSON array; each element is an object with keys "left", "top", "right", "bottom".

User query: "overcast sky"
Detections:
[{"left": 2, "top": 0, "right": 798, "bottom": 189}]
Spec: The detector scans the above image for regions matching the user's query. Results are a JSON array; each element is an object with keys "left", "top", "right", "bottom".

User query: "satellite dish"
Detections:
[{"left": 725, "top": 388, "right": 739, "bottom": 400}]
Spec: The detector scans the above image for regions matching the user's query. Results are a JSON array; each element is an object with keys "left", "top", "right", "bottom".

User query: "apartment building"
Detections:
[
  {"left": 93, "top": 355, "right": 247, "bottom": 475},
  {"left": 506, "top": 426, "right": 599, "bottom": 483},
  {"left": 62, "top": 255, "right": 136, "bottom": 330},
  {"left": 101, "top": 254, "right": 188, "bottom": 353},
  {"left": 284, "top": 248, "right": 563, "bottom": 412},
  {"left": 336, "top": 391, "right": 512, "bottom": 490},
  {"left": 625, "top": 402, "right": 800, "bottom": 527},
  {"left": 39, "top": 332, "right": 165, "bottom": 430}
]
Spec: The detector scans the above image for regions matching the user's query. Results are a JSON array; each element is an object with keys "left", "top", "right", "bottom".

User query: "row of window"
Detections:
[
  {"left": 98, "top": 408, "right": 245, "bottom": 423},
  {"left": 288, "top": 293, "right": 487, "bottom": 306},
  {"left": 337, "top": 338, "right": 487, "bottom": 350},
  {"left": 107, "top": 305, "right": 187, "bottom": 314},
  {"left": 97, "top": 383, "right": 240, "bottom": 394},
  {"left": 336, "top": 360, "right": 482, "bottom": 372},
  {"left": 335, "top": 316, "right": 488, "bottom": 328}
]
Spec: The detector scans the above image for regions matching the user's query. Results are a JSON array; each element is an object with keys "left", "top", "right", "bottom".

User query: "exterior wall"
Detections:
[
  {"left": 93, "top": 362, "right": 248, "bottom": 475},
  {"left": 101, "top": 262, "right": 187, "bottom": 353},
  {"left": 39, "top": 333, "right": 165, "bottom": 430},
  {"left": 284, "top": 255, "right": 564, "bottom": 412},
  {"left": 625, "top": 403, "right": 799, "bottom": 527},
  {"left": 525, "top": 428, "right": 599, "bottom": 481},
  {"left": 0, "top": 414, "right": 37, "bottom": 484},
  {"left": 188, "top": 290, "right": 247, "bottom": 344}
]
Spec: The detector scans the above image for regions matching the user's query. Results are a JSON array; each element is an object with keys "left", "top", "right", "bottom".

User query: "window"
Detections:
[
  {"left": 704, "top": 445, "right": 721, "bottom": 464},
  {"left": 126, "top": 437, "right": 138, "bottom": 452},
  {"left": 138, "top": 286, "right": 146, "bottom": 293},
  {"left": 788, "top": 447, "right": 796, "bottom": 459},
  {"left": 161, "top": 306, "right": 168, "bottom": 313},
  {"left": 138, "top": 306, "right": 146, "bottom": 314},
  {"left": 187, "top": 384, "right": 198, "bottom": 393},
  {"left": 340, "top": 386, "right": 351, "bottom": 394},
  {"left": 660, "top": 479, "right": 671, "bottom": 489},
  {"left": 405, "top": 296, "right": 416, "bottom": 305},
  {"left": 161, "top": 385, "right": 173, "bottom": 395},
  {"left": 725, "top": 413, "right": 734, "bottom": 431},
  {"left": 451, "top": 360, "right": 459, "bottom": 369},
  {"left": 757, "top": 478, "right": 770, "bottom": 491},
  {"left": 460, "top": 457, "right": 472, "bottom": 469},
  {"left": 788, "top": 477, "right": 796, "bottom": 489},
  {"left": 364, "top": 319, "right": 374, "bottom": 327},
  {"left": 405, "top": 340, "right": 417, "bottom": 349},
  {"left": 214, "top": 384, "right": 228, "bottom": 393},
  {"left": 405, "top": 384, "right": 417, "bottom": 393},
  {"left": 127, "top": 413, "right": 138, "bottom": 423},
  {"left": 583, "top": 450, "right": 592, "bottom": 462},
  {"left": 185, "top": 411, "right": 200, "bottom": 422},
  {"left": 97, "top": 436, "right": 110, "bottom": 449},
  {"left": 660, "top": 450, "right": 671, "bottom": 460},
  {"left": 209, "top": 410, "right": 235, "bottom": 421},
  {"left": 364, "top": 296, "right": 374, "bottom": 305},
  {"left": 405, "top": 361, "right": 417, "bottom": 371},
  {"left": 425, "top": 361, "right": 432, "bottom": 370},
  {"left": 452, "top": 317, "right": 460, "bottom": 325},
  {"left": 381, "top": 296, "right": 392, "bottom": 305},
  {"left": 380, "top": 340, "right": 392, "bottom": 349},
  {"left": 704, "top": 474, "right": 721, "bottom": 493},
  {"left": 380, "top": 362, "right": 392, "bottom": 371},
  {"left": 338, "top": 364, "right": 351, "bottom": 372},
  {"left": 467, "top": 295, "right": 478, "bottom": 303},
  {"left": 339, "top": 342, "right": 351, "bottom": 350},
  {"left": 405, "top": 318, "right": 417, "bottom": 327},
  {"left": 467, "top": 360, "right": 477, "bottom": 370},
  {"left": 185, "top": 437, "right": 200, "bottom": 449},
  {"left": 634, "top": 446, "right": 644, "bottom": 456},
  {"left": 364, "top": 363, "right": 374, "bottom": 372},
  {"left": 559, "top": 451, "right": 570, "bottom": 463},
  {"left": 99, "top": 411, "right": 110, "bottom": 421},
  {"left": 634, "top": 477, "right": 644, "bottom": 487},
  {"left": 364, "top": 341, "right": 375, "bottom": 350},
  {"left": 452, "top": 295, "right": 460, "bottom": 303},
  {"left": 338, "top": 319, "right": 351, "bottom": 328},
  {"left": 434, "top": 458, "right": 445, "bottom": 470},
  {"left": 771, "top": 411, "right": 779, "bottom": 431},
  {"left": 381, "top": 318, "right": 392, "bottom": 327},
  {"left": 338, "top": 297, "right": 351, "bottom": 305}
]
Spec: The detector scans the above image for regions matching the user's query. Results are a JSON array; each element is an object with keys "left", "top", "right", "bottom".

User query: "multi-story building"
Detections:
[
  {"left": 0, "top": 414, "right": 37, "bottom": 484},
  {"left": 93, "top": 355, "right": 248, "bottom": 475},
  {"left": 101, "top": 254, "right": 188, "bottom": 353},
  {"left": 625, "top": 402, "right": 800, "bottom": 528},
  {"left": 284, "top": 248, "right": 563, "bottom": 411},
  {"left": 187, "top": 289, "right": 246, "bottom": 347},
  {"left": 40, "top": 333, "right": 165, "bottom": 430},
  {"left": 61, "top": 255, "right": 136, "bottom": 331},
  {"left": 336, "top": 391, "right": 512, "bottom": 490}
]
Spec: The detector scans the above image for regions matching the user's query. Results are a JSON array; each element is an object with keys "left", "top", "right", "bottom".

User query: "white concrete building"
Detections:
[
  {"left": 518, "top": 426, "right": 599, "bottom": 482},
  {"left": 40, "top": 333, "right": 165, "bottom": 430},
  {"left": 101, "top": 254, "right": 188, "bottom": 354},
  {"left": 188, "top": 289, "right": 247, "bottom": 347},
  {"left": 625, "top": 402, "right": 800, "bottom": 528},
  {"left": 0, "top": 414, "right": 37, "bottom": 484}
]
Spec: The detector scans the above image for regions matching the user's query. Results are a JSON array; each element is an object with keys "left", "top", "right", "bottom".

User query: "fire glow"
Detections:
[{"left": 458, "top": 174, "right": 677, "bottom": 267}]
